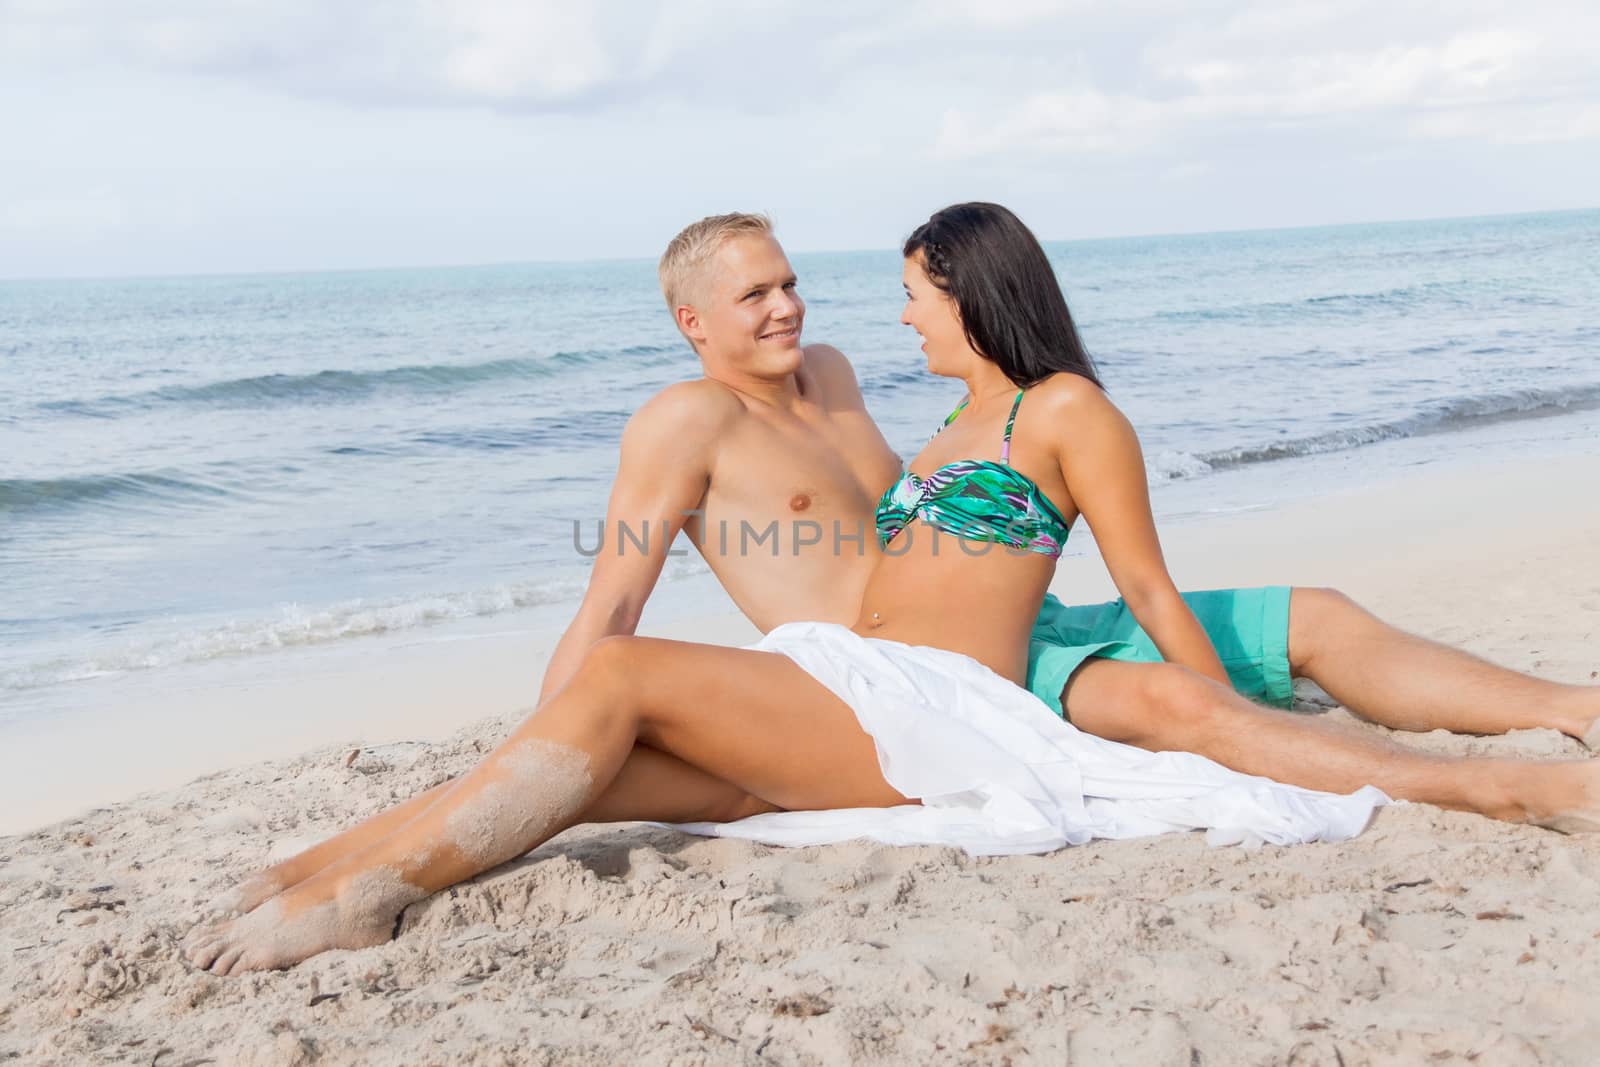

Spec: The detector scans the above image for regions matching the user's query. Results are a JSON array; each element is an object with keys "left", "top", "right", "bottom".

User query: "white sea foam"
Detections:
[
  {"left": 1, "top": 580, "right": 587, "bottom": 692},
  {"left": 1, "top": 549, "right": 717, "bottom": 696}
]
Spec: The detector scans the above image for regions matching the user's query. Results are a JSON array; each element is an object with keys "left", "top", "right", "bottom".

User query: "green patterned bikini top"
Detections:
[{"left": 875, "top": 389, "right": 1072, "bottom": 558}]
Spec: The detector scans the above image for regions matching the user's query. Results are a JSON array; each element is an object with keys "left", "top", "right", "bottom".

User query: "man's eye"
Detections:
[{"left": 783, "top": 282, "right": 797, "bottom": 290}]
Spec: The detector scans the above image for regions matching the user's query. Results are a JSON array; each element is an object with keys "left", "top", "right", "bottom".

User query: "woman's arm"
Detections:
[{"left": 1051, "top": 382, "right": 1231, "bottom": 686}]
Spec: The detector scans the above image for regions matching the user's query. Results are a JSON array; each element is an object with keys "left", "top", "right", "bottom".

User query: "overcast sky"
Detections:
[{"left": 3, "top": 0, "right": 1597, "bottom": 278}]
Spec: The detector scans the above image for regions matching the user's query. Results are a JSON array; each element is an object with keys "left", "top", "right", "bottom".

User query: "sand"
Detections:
[{"left": 2, "top": 450, "right": 1598, "bottom": 1065}]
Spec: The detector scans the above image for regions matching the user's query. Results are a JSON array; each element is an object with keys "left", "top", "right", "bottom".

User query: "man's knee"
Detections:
[
  {"left": 1069, "top": 661, "right": 1232, "bottom": 746},
  {"left": 1288, "top": 586, "right": 1364, "bottom": 672},
  {"left": 1136, "top": 663, "right": 1236, "bottom": 731}
]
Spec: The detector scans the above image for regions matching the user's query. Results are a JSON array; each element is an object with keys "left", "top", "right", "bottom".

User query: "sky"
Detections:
[{"left": 3, "top": 0, "right": 1597, "bottom": 279}]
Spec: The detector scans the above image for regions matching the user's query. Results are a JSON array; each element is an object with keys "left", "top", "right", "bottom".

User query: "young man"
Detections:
[
  {"left": 543, "top": 210, "right": 1599, "bottom": 829},
  {"left": 537, "top": 213, "right": 899, "bottom": 700}
]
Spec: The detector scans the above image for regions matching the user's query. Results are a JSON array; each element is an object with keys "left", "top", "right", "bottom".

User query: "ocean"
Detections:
[{"left": 3, "top": 208, "right": 1598, "bottom": 725}]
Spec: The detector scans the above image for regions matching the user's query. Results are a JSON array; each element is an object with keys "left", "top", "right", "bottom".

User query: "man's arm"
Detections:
[{"left": 536, "top": 382, "right": 734, "bottom": 702}]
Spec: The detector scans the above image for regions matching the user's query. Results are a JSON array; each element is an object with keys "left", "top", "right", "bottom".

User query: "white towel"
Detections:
[{"left": 670, "top": 621, "right": 1388, "bottom": 855}]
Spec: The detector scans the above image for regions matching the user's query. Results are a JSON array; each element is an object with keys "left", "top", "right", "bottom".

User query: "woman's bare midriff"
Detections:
[{"left": 852, "top": 520, "right": 1057, "bottom": 685}]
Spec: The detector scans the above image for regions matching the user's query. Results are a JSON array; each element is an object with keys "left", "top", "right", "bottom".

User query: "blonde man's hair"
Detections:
[{"left": 658, "top": 212, "right": 773, "bottom": 313}]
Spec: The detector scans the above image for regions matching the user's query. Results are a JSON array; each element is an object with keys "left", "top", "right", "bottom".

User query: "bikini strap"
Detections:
[
  {"left": 940, "top": 395, "right": 971, "bottom": 434},
  {"left": 1000, "top": 389, "right": 1025, "bottom": 465}
]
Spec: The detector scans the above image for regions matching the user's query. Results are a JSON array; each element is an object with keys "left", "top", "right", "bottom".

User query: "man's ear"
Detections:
[{"left": 676, "top": 304, "right": 707, "bottom": 347}]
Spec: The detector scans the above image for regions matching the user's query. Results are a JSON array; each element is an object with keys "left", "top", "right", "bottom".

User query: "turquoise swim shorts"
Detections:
[{"left": 1025, "top": 587, "right": 1294, "bottom": 718}]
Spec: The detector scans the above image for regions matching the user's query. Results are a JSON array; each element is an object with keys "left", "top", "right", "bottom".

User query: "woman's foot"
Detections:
[
  {"left": 1581, "top": 715, "right": 1600, "bottom": 753},
  {"left": 203, "top": 842, "right": 345, "bottom": 918},
  {"left": 203, "top": 780, "right": 465, "bottom": 918},
  {"left": 207, "top": 869, "right": 293, "bottom": 918},
  {"left": 182, "top": 863, "right": 426, "bottom": 975}
]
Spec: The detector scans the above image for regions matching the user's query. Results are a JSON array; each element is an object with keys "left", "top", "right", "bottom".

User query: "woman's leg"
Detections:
[
  {"left": 215, "top": 744, "right": 778, "bottom": 916},
  {"left": 1287, "top": 587, "right": 1600, "bottom": 743},
  {"left": 185, "top": 635, "right": 901, "bottom": 974},
  {"left": 214, "top": 780, "right": 453, "bottom": 917}
]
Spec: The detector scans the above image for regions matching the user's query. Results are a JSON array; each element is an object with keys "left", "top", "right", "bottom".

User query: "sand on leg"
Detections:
[
  {"left": 214, "top": 781, "right": 453, "bottom": 917},
  {"left": 210, "top": 742, "right": 775, "bottom": 917},
  {"left": 1286, "top": 586, "right": 1600, "bottom": 745},
  {"left": 184, "top": 635, "right": 901, "bottom": 974},
  {"left": 1063, "top": 658, "right": 1600, "bottom": 828}
]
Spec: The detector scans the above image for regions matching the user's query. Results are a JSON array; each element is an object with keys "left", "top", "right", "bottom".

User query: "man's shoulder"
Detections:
[
  {"left": 800, "top": 343, "right": 868, "bottom": 408},
  {"left": 619, "top": 380, "right": 743, "bottom": 462},
  {"left": 801, "top": 342, "right": 857, "bottom": 380},
  {"left": 630, "top": 378, "right": 744, "bottom": 431}
]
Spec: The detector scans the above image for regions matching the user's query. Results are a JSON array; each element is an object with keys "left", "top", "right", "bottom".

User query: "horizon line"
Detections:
[{"left": 3, "top": 204, "right": 1595, "bottom": 286}]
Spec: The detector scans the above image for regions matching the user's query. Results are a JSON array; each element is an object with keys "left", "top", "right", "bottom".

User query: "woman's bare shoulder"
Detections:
[{"left": 1026, "top": 372, "right": 1124, "bottom": 429}]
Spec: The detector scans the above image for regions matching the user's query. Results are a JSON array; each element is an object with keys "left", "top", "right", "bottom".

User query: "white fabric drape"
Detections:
[{"left": 670, "top": 622, "right": 1388, "bottom": 856}]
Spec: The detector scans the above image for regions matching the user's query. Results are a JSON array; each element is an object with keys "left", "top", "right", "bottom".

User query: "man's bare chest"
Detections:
[{"left": 694, "top": 416, "right": 895, "bottom": 551}]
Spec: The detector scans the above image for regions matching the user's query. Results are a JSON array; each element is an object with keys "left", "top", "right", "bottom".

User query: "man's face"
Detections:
[{"left": 683, "top": 234, "right": 805, "bottom": 377}]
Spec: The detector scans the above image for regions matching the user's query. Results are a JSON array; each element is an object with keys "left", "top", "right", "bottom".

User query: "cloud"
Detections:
[
  {"left": 1408, "top": 99, "right": 1600, "bottom": 145},
  {"left": 0, "top": 187, "right": 126, "bottom": 237},
  {"left": 924, "top": 0, "right": 1087, "bottom": 29},
  {"left": 931, "top": 3, "right": 1600, "bottom": 160},
  {"left": 0, "top": 0, "right": 911, "bottom": 113},
  {"left": 1, "top": 1, "right": 677, "bottom": 109},
  {"left": 2, "top": 0, "right": 1596, "bottom": 277},
  {"left": 425, "top": 3, "right": 629, "bottom": 101},
  {"left": 935, "top": 89, "right": 1165, "bottom": 159},
  {"left": 12, "top": 0, "right": 1591, "bottom": 145}
]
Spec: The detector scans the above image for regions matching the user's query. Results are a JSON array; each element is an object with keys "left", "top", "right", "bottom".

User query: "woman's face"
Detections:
[{"left": 900, "top": 252, "right": 969, "bottom": 377}]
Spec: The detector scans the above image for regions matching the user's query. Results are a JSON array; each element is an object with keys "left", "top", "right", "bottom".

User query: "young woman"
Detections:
[{"left": 181, "top": 204, "right": 1400, "bottom": 975}]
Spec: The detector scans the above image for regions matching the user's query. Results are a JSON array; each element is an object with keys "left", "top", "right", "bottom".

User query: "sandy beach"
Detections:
[{"left": 4, "top": 448, "right": 1598, "bottom": 1065}]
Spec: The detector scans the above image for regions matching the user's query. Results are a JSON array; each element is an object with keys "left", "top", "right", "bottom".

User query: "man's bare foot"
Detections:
[
  {"left": 181, "top": 865, "right": 426, "bottom": 975},
  {"left": 1528, "top": 761, "right": 1600, "bottom": 835}
]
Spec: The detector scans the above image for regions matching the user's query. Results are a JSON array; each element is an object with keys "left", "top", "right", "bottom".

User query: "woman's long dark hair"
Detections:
[{"left": 903, "top": 202, "right": 1102, "bottom": 390}]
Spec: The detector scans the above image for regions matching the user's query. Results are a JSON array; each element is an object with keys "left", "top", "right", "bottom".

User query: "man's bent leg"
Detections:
[
  {"left": 213, "top": 743, "right": 772, "bottom": 917},
  {"left": 1287, "top": 587, "right": 1600, "bottom": 745},
  {"left": 1062, "top": 658, "right": 1600, "bottom": 827}
]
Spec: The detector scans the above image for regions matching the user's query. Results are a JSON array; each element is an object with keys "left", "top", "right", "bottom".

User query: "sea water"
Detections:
[{"left": 3, "top": 208, "right": 1598, "bottom": 723}]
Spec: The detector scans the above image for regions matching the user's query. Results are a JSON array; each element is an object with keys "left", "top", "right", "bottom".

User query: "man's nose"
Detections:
[{"left": 770, "top": 291, "right": 799, "bottom": 318}]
